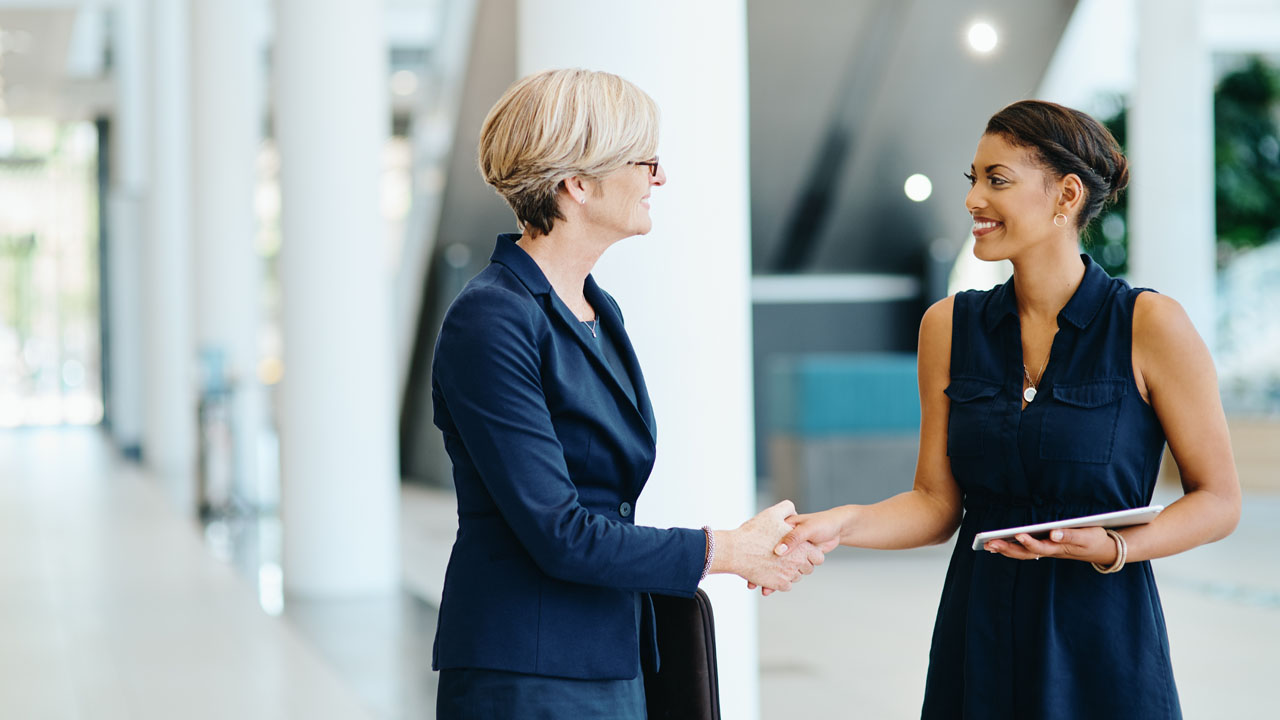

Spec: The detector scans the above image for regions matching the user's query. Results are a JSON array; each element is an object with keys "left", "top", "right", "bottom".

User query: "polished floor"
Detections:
[
  {"left": 0, "top": 428, "right": 375, "bottom": 719},
  {"left": 3, "top": 427, "right": 1276, "bottom": 718}
]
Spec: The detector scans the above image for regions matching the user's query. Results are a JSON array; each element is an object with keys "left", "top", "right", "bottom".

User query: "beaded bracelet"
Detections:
[
  {"left": 1091, "top": 528, "right": 1128, "bottom": 574},
  {"left": 700, "top": 526, "right": 715, "bottom": 581}
]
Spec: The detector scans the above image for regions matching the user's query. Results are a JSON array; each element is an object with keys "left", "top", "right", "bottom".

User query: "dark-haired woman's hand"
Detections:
[
  {"left": 711, "top": 501, "right": 829, "bottom": 592},
  {"left": 982, "top": 527, "right": 1118, "bottom": 565}
]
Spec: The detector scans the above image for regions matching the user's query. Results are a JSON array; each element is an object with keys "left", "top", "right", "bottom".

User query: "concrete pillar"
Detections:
[
  {"left": 517, "top": 2, "right": 759, "bottom": 716},
  {"left": 144, "top": 0, "right": 198, "bottom": 509},
  {"left": 1130, "top": 0, "right": 1216, "bottom": 351},
  {"left": 274, "top": 0, "right": 399, "bottom": 596},
  {"left": 105, "top": 0, "right": 146, "bottom": 458},
  {"left": 190, "top": 0, "right": 266, "bottom": 507}
]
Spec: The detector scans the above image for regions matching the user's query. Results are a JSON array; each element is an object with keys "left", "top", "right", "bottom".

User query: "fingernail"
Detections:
[
  {"left": 775, "top": 544, "right": 788, "bottom": 555},
  {"left": 1051, "top": 530, "right": 1063, "bottom": 541}
]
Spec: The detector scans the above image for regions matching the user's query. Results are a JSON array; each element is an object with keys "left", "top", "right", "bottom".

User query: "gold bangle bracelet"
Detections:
[{"left": 1091, "top": 528, "right": 1127, "bottom": 574}]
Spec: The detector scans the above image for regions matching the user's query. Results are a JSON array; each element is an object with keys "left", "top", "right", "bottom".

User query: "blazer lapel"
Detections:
[
  {"left": 585, "top": 278, "right": 656, "bottom": 440},
  {"left": 546, "top": 288, "right": 612, "bottom": 370},
  {"left": 545, "top": 285, "right": 656, "bottom": 440},
  {"left": 489, "top": 233, "right": 656, "bottom": 443}
]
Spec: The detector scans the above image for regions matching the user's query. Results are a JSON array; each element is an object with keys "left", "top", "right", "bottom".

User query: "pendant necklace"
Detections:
[
  {"left": 1022, "top": 354, "right": 1049, "bottom": 403},
  {"left": 582, "top": 316, "right": 599, "bottom": 338}
]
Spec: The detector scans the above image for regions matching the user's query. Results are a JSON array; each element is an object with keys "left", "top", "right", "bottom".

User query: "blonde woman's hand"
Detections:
[
  {"left": 712, "top": 501, "right": 830, "bottom": 592},
  {"left": 747, "top": 538, "right": 834, "bottom": 596}
]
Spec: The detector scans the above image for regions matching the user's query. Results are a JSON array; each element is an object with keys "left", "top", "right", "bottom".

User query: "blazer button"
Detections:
[{"left": 619, "top": 502, "right": 633, "bottom": 518}]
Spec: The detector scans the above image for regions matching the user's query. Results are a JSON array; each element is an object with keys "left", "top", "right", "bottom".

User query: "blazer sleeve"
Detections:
[{"left": 433, "top": 285, "right": 705, "bottom": 596}]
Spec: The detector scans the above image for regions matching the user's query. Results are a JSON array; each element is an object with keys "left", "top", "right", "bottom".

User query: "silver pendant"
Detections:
[{"left": 1023, "top": 387, "right": 1037, "bottom": 403}]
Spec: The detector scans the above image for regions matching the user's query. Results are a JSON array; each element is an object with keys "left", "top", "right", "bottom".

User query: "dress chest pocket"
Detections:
[
  {"left": 944, "top": 379, "right": 1002, "bottom": 458},
  {"left": 1039, "top": 379, "right": 1127, "bottom": 463}
]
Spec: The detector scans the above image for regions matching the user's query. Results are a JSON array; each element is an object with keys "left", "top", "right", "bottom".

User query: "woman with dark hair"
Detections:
[{"left": 775, "top": 100, "right": 1240, "bottom": 718}]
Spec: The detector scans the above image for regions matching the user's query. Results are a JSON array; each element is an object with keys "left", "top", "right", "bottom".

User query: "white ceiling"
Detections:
[{"left": 0, "top": 6, "right": 111, "bottom": 119}]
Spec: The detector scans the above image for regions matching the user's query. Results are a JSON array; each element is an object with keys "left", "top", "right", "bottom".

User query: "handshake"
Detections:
[{"left": 709, "top": 500, "right": 840, "bottom": 595}]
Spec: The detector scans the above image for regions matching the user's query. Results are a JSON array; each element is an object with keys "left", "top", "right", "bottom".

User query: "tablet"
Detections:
[{"left": 971, "top": 505, "right": 1164, "bottom": 551}]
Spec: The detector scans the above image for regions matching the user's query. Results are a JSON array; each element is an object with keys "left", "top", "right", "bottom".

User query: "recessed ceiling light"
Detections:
[
  {"left": 390, "top": 70, "right": 418, "bottom": 97},
  {"left": 904, "top": 173, "right": 933, "bottom": 202},
  {"left": 967, "top": 22, "right": 998, "bottom": 54}
]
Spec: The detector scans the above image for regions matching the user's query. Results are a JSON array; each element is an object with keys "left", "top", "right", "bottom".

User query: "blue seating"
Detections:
[
  {"left": 768, "top": 353, "right": 920, "bottom": 435},
  {"left": 766, "top": 353, "right": 920, "bottom": 511}
]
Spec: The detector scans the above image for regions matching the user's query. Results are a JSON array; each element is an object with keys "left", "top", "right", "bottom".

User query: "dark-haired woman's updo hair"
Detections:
[{"left": 985, "top": 100, "right": 1129, "bottom": 230}]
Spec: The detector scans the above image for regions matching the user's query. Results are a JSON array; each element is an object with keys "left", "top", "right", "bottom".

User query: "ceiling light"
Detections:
[
  {"left": 967, "top": 22, "right": 998, "bottom": 54},
  {"left": 390, "top": 70, "right": 418, "bottom": 97},
  {"left": 904, "top": 173, "right": 933, "bottom": 202}
]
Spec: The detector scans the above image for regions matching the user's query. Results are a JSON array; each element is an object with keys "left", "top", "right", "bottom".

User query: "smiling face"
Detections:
[
  {"left": 585, "top": 157, "right": 667, "bottom": 239},
  {"left": 964, "top": 133, "right": 1064, "bottom": 262}
]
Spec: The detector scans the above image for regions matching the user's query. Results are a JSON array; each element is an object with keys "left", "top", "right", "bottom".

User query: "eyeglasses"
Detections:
[{"left": 629, "top": 157, "right": 660, "bottom": 177}]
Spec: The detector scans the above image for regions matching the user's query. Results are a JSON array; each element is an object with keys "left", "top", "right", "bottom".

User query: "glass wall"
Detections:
[{"left": 0, "top": 118, "right": 100, "bottom": 427}]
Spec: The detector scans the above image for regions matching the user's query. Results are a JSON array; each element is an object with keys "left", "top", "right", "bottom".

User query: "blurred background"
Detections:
[{"left": 1, "top": 0, "right": 1277, "bottom": 718}]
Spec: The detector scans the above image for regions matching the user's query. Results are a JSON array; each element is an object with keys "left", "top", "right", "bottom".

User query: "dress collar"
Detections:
[{"left": 982, "top": 253, "right": 1110, "bottom": 331}]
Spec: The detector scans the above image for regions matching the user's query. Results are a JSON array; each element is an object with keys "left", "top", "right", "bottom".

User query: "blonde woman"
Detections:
[{"left": 430, "top": 68, "right": 828, "bottom": 718}]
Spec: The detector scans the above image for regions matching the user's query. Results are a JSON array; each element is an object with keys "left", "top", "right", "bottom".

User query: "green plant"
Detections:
[{"left": 1090, "top": 55, "right": 1280, "bottom": 276}]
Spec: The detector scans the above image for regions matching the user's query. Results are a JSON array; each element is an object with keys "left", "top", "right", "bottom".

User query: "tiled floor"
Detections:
[
  {"left": 5, "top": 426, "right": 1277, "bottom": 719},
  {"left": 283, "top": 592, "right": 439, "bottom": 719},
  {"left": 0, "top": 428, "right": 373, "bottom": 720},
  {"left": 201, "top": 512, "right": 441, "bottom": 719}
]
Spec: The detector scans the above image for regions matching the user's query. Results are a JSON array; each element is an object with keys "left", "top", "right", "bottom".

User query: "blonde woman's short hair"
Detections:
[{"left": 478, "top": 68, "right": 659, "bottom": 237}]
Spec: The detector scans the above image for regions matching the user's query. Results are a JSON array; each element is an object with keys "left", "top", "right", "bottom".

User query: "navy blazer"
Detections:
[{"left": 430, "top": 234, "right": 706, "bottom": 681}]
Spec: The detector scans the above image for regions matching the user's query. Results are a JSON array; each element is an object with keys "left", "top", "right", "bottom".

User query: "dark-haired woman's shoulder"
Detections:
[
  {"left": 920, "top": 295, "right": 956, "bottom": 345},
  {"left": 1131, "top": 290, "right": 1213, "bottom": 410},
  {"left": 918, "top": 295, "right": 956, "bottom": 384},
  {"left": 1132, "top": 291, "right": 1202, "bottom": 371}
]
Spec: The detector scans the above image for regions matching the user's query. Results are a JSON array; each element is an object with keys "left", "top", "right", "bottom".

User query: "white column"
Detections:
[
  {"left": 274, "top": 0, "right": 399, "bottom": 596},
  {"left": 190, "top": 0, "right": 265, "bottom": 506},
  {"left": 1130, "top": 0, "right": 1216, "bottom": 351},
  {"left": 144, "top": 0, "right": 198, "bottom": 510},
  {"left": 518, "top": 3, "right": 759, "bottom": 717},
  {"left": 105, "top": 0, "right": 147, "bottom": 457}
]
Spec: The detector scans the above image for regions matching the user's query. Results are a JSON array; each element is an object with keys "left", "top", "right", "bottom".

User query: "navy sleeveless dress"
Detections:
[{"left": 922, "top": 255, "right": 1182, "bottom": 719}]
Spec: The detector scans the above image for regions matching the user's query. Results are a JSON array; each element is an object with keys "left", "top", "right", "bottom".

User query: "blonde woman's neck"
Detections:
[{"left": 516, "top": 228, "right": 609, "bottom": 321}]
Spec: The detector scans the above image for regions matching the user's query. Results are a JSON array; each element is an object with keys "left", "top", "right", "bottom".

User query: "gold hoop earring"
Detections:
[{"left": 1053, "top": 213, "right": 1068, "bottom": 228}]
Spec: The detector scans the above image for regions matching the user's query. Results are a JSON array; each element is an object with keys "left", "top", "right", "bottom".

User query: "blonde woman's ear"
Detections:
[{"left": 562, "top": 175, "right": 591, "bottom": 205}]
